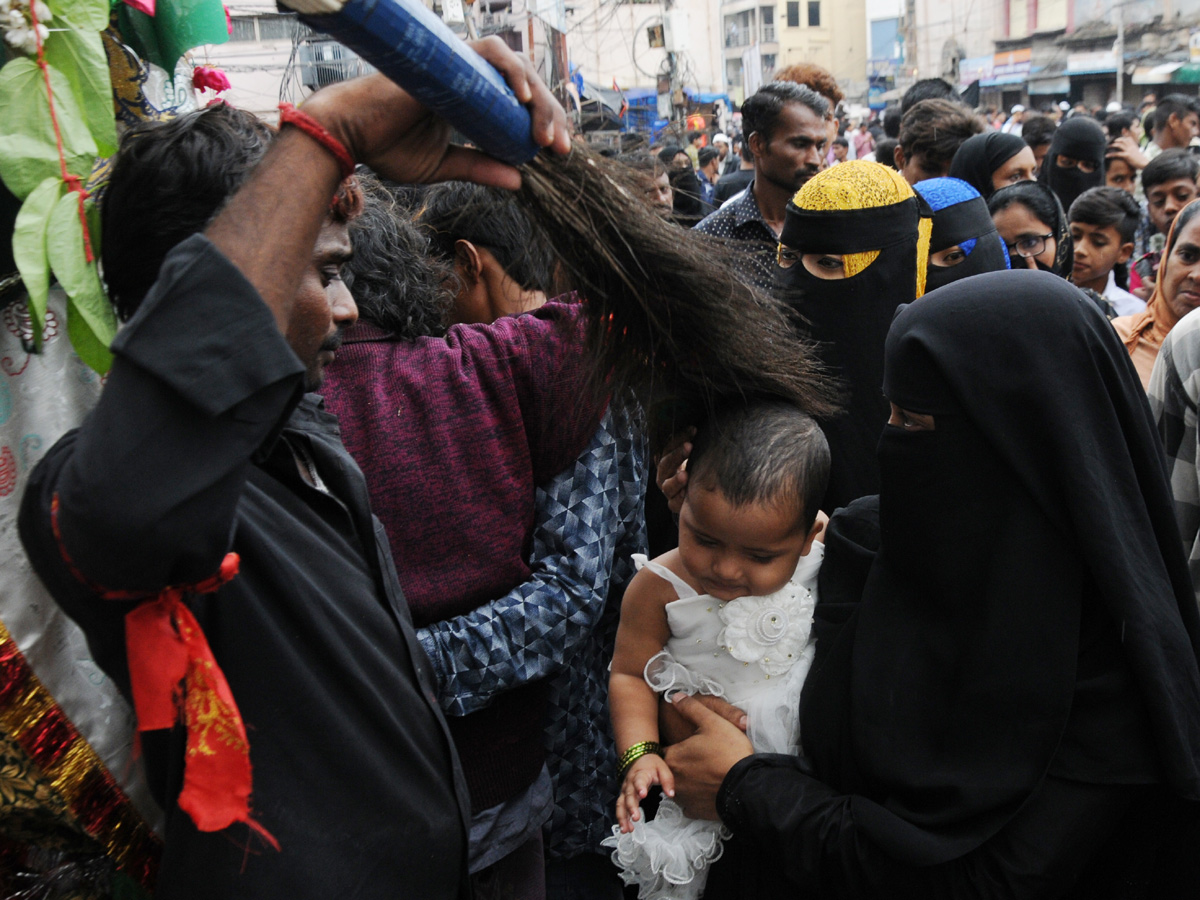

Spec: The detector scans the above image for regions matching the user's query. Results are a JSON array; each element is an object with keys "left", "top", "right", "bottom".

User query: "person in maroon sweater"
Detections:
[{"left": 321, "top": 184, "right": 610, "bottom": 900}]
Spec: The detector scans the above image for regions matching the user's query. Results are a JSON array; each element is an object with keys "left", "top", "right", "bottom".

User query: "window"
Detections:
[
  {"left": 724, "top": 10, "right": 754, "bottom": 47},
  {"left": 229, "top": 13, "right": 296, "bottom": 41},
  {"left": 786, "top": 2, "right": 800, "bottom": 27},
  {"left": 726, "top": 57, "right": 744, "bottom": 88},
  {"left": 257, "top": 14, "right": 295, "bottom": 40},
  {"left": 808, "top": 0, "right": 820, "bottom": 26},
  {"left": 230, "top": 16, "right": 257, "bottom": 41},
  {"left": 761, "top": 5, "right": 774, "bottom": 41}
]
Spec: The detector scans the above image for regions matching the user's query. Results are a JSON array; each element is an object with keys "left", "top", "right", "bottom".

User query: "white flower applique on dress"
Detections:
[
  {"left": 717, "top": 578, "right": 815, "bottom": 677},
  {"left": 603, "top": 547, "right": 823, "bottom": 900}
]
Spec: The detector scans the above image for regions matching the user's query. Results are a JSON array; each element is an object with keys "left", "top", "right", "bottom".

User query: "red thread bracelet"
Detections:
[{"left": 278, "top": 103, "right": 356, "bottom": 180}]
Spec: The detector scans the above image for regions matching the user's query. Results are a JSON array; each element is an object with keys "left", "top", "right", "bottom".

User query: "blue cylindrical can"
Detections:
[{"left": 295, "top": 0, "right": 540, "bottom": 166}]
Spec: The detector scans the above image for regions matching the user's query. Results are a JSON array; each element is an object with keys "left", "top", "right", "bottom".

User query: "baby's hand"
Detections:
[{"left": 616, "top": 754, "right": 675, "bottom": 833}]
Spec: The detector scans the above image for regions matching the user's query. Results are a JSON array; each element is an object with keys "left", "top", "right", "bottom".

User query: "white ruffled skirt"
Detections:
[
  {"left": 603, "top": 798, "right": 730, "bottom": 900},
  {"left": 601, "top": 647, "right": 812, "bottom": 899}
]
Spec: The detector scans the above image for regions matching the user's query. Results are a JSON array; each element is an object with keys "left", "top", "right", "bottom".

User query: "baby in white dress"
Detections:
[{"left": 603, "top": 402, "right": 829, "bottom": 900}]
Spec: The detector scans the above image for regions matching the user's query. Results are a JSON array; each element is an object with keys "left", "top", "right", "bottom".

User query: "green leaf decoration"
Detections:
[
  {"left": 11, "top": 177, "right": 64, "bottom": 350},
  {"left": 46, "top": 192, "right": 115, "bottom": 373},
  {"left": 43, "top": 29, "right": 118, "bottom": 157},
  {"left": 0, "top": 58, "right": 98, "bottom": 200},
  {"left": 66, "top": 291, "right": 114, "bottom": 373},
  {"left": 51, "top": 0, "right": 111, "bottom": 33}
]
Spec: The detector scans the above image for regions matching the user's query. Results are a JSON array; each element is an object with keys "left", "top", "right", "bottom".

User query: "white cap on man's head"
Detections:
[
  {"left": 713, "top": 133, "right": 730, "bottom": 145},
  {"left": 1058, "top": 100, "right": 1071, "bottom": 111},
  {"left": 1011, "top": 104, "right": 1025, "bottom": 114},
  {"left": 1106, "top": 100, "right": 1122, "bottom": 113}
]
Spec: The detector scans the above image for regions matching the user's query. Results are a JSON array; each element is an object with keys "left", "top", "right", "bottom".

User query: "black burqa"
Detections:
[
  {"left": 913, "top": 177, "right": 1010, "bottom": 292},
  {"left": 802, "top": 270, "right": 1200, "bottom": 858},
  {"left": 1039, "top": 116, "right": 1106, "bottom": 214},
  {"left": 775, "top": 173, "right": 927, "bottom": 513},
  {"left": 946, "top": 131, "right": 1029, "bottom": 199},
  {"left": 709, "top": 271, "right": 1200, "bottom": 898}
]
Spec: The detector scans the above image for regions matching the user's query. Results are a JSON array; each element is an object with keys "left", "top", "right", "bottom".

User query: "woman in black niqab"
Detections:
[
  {"left": 947, "top": 131, "right": 1031, "bottom": 199},
  {"left": 670, "top": 271, "right": 1200, "bottom": 898},
  {"left": 1039, "top": 116, "right": 1107, "bottom": 213}
]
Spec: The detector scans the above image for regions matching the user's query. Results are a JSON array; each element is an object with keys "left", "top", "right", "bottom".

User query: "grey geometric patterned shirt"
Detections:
[{"left": 417, "top": 405, "right": 648, "bottom": 859}]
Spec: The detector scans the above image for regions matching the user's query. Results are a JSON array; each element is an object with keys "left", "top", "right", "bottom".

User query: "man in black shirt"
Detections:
[
  {"left": 713, "top": 136, "right": 755, "bottom": 207},
  {"left": 695, "top": 82, "right": 830, "bottom": 291},
  {"left": 19, "top": 50, "right": 570, "bottom": 899}
]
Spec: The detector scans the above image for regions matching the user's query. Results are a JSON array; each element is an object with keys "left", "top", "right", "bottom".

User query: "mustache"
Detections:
[{"left": 319, "top": 330, "right": 344, "bottom": 354}]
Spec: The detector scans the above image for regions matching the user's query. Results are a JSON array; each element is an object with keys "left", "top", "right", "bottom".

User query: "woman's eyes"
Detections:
[
  {"left": 777, "top": 247, "right": 800, "bottom": 269},
  {"left": 815, "top": 255, "right": 842, "bottom": 270}
]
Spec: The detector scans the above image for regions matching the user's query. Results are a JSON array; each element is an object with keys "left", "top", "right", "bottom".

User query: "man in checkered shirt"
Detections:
[{"left": 1149, "top": 304, "right": 1200, "bottom": 610}]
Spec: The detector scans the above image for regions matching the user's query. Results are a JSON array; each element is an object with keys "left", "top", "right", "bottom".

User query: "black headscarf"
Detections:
[
  {"left": 988, "top": 180, "right": 1074, "bottom": 278},
  {"left": 946, "top": 132, "right": 1029, "bottom": 200},
  {"left": 913, "top": 177, "right": 1010, "bottom": 292},
  {"left": 1039, "top": 116, "right": 1106, "bottom": 214},
  {"left": 774, "top": 161, "right": 930, "bottom": 512},
  {"left": 802, "top": 271, "right": 1200, "bottom": 864}
]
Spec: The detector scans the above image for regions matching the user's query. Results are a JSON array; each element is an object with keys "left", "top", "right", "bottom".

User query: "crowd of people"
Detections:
[{"left": 4, "top": 34, "right": 1200, "bottom": 900}]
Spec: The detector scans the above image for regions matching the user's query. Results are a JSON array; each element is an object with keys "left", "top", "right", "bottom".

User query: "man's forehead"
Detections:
[{"left": 777, "top": 103, "right": 827, "bottom": 138}]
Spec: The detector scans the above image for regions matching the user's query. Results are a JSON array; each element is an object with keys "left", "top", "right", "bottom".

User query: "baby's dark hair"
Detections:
[
  {"left": 1068, "top": 186, "right": 1140, "bottom": 244},
  {"left": 687, "top": 401, "right": 830, "bottom": 534}
]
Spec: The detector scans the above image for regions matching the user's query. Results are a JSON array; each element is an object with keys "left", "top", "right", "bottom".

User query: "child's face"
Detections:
[
  {"left": 1148, "top": 176, "right": 1200, "bottom": 236},
  {"left": 677, "top": 484, "right": 817, "bottom": 602},
  {"left": 1069, "top": 220, "right": 1133, "bottom": 287},
  {"left": 1105, "top": 158, "right": 1135, "bottom": 193}
]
